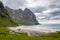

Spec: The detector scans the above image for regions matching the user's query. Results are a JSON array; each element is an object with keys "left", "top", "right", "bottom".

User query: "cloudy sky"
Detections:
[{"left": 1, "top": 0, "right": 60, "bottom": 24}]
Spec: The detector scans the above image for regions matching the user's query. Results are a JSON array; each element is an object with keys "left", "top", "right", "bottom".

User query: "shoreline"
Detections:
[{"left": 8, "top": 26, "right": 57, "bottom": 36}]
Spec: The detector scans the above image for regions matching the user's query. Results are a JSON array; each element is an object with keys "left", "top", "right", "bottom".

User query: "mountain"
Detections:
[
  {"left": 0, "top": 1, "right": 17, "bottom": 27},
  {"left": 6, "top": 7, "right": 39, "bottom": 25}
]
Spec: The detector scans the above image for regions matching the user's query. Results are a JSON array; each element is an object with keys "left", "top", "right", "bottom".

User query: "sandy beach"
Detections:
[{"left": 8, "top": 25, "right": 56, "bottom": 36}]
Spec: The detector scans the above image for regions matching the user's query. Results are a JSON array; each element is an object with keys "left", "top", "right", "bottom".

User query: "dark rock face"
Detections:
[
  {"left": 5, "top": 7, "right": 23, "bottom": 19},
  {"left": 0, "top": 1, "right": 17, "bottom": 27},
  {"left": 23, "top": 8, "right": 36, "bottom": 22},
  {"left": 6, "top": 7, "right": 39, "bottom": 25},
  {"left": 0, "top": 1, "right": 10, "bottom": 18},
  {"left": 23, "top": 8, "right": 39, "bottom": 24},
  {"left": 0, "top": 1, "right": 4, "bottom": 9}
]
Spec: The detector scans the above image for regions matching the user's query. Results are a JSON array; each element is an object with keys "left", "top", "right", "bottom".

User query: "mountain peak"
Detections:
[
  {"left": 24, "top": 8, "right": 29, "bottom": 10},
  {"left": 23, "top": 8, "right": 33, "bottom": 14},
  {"left": 0, "top": 1, "right": 4, "bottom": 9},
  {"left": 24, "top": 8, "right": 31, "bottom": 11}
]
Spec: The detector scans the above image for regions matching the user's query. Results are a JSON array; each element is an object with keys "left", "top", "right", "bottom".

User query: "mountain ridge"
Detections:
[{"left": 6, "top": 7, "right": 39, "bottom": 25}]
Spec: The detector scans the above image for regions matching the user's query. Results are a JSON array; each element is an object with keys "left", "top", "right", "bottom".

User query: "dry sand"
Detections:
[{"left": 8, "top": 25, "right": 56, "bottom": 36}]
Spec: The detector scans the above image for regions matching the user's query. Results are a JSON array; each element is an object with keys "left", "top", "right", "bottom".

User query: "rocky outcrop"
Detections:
[
  {"left": 0, "top": 1, "right": 17, "bottom": 27},
  {"left": 22, "top": 8, "right": 39, "bottom": 24},
  {"left": 6, "top": 7, "right": 39, "bottom": 25},
  {"left": 0, "top": 1, "right": 10, "bottom": 18}
]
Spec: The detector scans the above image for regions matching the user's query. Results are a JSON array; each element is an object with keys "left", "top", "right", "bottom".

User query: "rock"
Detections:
[
  {"left": 5, "top": 7, "right": 39, "bottom": 25},
  {"left": 0, "top": 1, "right": 10, "bottom": 18},
  {"left": 0, "top": 1, "right": 18, "bottom": 27}
]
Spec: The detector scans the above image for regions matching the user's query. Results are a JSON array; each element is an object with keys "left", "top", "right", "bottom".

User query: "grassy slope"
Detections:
[
  {"left": 0, "top": 18, "right": 17, "bottom": 27},
  {"left": 0, "top": 31, "right": 60, "bottom": 40},
  {"left": 0, "top": 18, "right": 18, "bottom": 33}
]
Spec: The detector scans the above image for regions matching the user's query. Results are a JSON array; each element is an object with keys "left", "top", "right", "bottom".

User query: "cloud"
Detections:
[
  {"left": 26, "top": 0, "right": 50, "bottom": 8},
  {"left": 1, "top": 0, "right": 27, "bottom": 9},
  {"left": 35, "top": 8, "right": 60, "bottom": 20},
  {"left": 49, "top": 0, "right": 60, "bottom": 8},
  {"left": 30, "top": 7, "right": 47, "bottom": 13},
  {"left": 1, "top": 0, "right": 60, "bottom": 11},
  {"left": 31, "top": 0, "right": 60, "bottom": 13},
  {"left": 50, "top": 8, "right": 60, "bottom": 16},
  {"left": 24, "top": 0, "right": 60, "bottom": 13},
  {"left": 39, "top": 20, "right": 60, "bottom": 24}
]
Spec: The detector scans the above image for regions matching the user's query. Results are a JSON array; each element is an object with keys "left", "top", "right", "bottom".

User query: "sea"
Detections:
[{"left": 23, "top": 24, "right": 60, "bottom": 31}]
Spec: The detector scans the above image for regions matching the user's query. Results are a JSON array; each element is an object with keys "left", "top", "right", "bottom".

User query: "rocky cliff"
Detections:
[
  {"left": 0, "top": 1, "right": 10, "bottom": 18},
  {"left": 0, "top": 1, "right": 17, "bottom": 27},
  {"left": 6, "top": 7, "right": 39, "bottom": 25}
]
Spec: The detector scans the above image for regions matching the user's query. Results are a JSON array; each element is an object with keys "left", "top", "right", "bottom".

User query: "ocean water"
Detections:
[{"left": 24, "top": 24, "right": 60, "bottom": 31}]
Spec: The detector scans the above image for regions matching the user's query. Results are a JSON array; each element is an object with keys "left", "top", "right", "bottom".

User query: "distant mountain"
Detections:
[
  {"left": 0, "top": 1, "right": 17, "bottom": 27},
  {"left": 6, "top": 7, "right": 39, "bottom": 25}
]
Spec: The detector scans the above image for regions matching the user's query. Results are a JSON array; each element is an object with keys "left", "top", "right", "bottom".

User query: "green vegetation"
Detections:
[{"left": 0, "top": 18, "right": 18, "bottom": 27}]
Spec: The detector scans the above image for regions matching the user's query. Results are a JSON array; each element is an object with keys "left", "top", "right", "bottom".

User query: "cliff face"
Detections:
[
  {"left": 0, "top": 1, "right": 17, "bottom": 27},
  {"left": 6, "top": 7, "right": 39, "bottom": 25},
  {"left": 22, "top": 8, "right": 39, "bottom": 24},
  {"left": 0, "top": 1, "right": 10, "bottom": 18}
]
